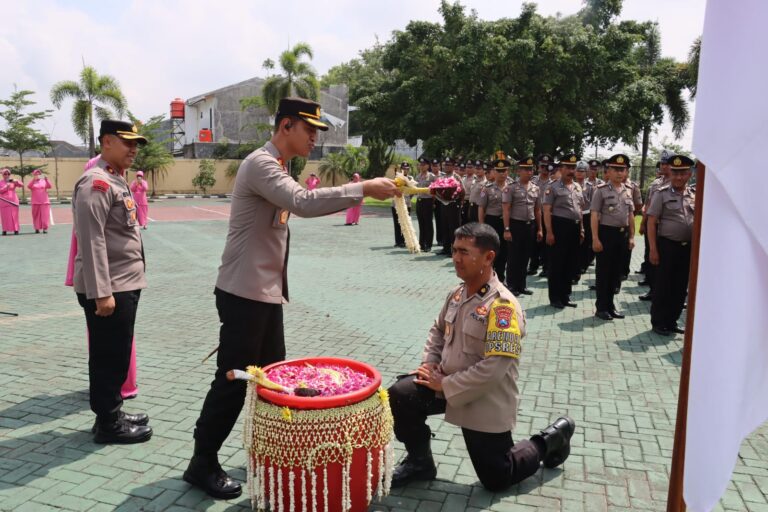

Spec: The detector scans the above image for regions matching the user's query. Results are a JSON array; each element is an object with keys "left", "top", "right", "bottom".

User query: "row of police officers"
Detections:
[{"left": 405, "top": 150, "right": 696, "bottom": 333}]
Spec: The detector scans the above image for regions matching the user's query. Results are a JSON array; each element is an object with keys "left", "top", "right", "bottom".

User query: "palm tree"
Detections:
[
  {"left": 686, "top": 37, "right": 701, "bottom": 100},
  {"left": 317, "top": 152, "right": 349, "bottom": 187},
  {"left": 50, "top": 66, "right": 127, "bottom": 156},
  {"left": 630, "top": 24, "right": 691, "bottom": 190},
  {"left": 261, "top": 43, "right": 320, "bottom": 115}
]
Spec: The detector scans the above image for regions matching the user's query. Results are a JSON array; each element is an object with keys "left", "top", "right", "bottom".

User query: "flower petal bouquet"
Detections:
[
  {"left": 265, "top": 363, "right": 375, "bottom": 397},
  {"left": 429, "top": 176, "right": 464, "bottom": 204}
]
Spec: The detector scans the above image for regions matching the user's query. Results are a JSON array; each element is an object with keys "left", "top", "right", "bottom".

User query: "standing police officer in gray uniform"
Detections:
[
  {"left": 72, "top": 120, "right": 152, "bottom": 444},
  {"left": 647, "top": 155, "right": 695, "bottom": 336},
  {"left": 468, "top": 161, "right": 488, "bottom": 223},
  {"left": 415, "top": 157, "right": 436, "bottom": 251},
  {"left": 529, "top": 154, "right": 554, "bottom": 276},
  {"left": 502, "top": 157, "right": 542, "bottom": 296},
  {"left": 543, "top": 154, "right": 585, "bottom": 309},
  {"left": 590, "top": 154, "right": 636, "bottom": 320},
  {"left": 184, "top": 97, "right": 398, "bottom": 500},
  {"left": 478, "top": 156, "right": 511, "bottom": 285},
  {"left": 639, "top": 150, "right": 672, "bottom": 299}
]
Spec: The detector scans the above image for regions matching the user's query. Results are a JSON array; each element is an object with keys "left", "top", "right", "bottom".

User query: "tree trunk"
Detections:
[
  {"left": 639, "top": 125, "right": 650, "bottom": 194},
  {"left": 54, "top": 155, "right": 60, "bottom": 200},
  {"left": 18, "top": 153, "right": 26, "bottom": 202},
  {"left": 151, "top": 171, "right": 157, "bottom": 197},
  {"left": 88, "top": 101, "right": 95, "bottom": 157}
]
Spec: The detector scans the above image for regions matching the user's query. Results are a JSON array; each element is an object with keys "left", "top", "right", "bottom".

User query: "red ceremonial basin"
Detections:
[{"left": 245, "top": 357, "right": 394, "bottom": 512}]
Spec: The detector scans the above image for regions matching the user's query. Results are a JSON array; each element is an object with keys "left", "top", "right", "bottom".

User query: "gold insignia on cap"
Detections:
[
  {"left": 132, "top": 125, "right": 138, "bottom": 133},
  {"left": 569, "top": 156, "right": 577, "bottom": 162},
  {"left": 527, "top": 158, "right": 533, "bottom": 165},
  {"left": 617, "top": 156, "right": 624, "bottom": 164},
  {"left": 673, "top": 157, "right": 682, "bottom": 166},
  {"left": 496, "top": 162, "right": 504, "bottom": 168}
]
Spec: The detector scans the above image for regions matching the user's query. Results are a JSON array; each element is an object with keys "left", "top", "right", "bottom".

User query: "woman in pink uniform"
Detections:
[
  {"left": 27, "top": 170, "right": 52, "bottom": 233},
  {"left": 305, "top": 172, "right": 320, "bottom": 190},
  {"left": 344, "top": 173, "right": 362, "bottom": 225},
  {"left": 66, "top": 157, "right": 138, "bottom": 399},
  {"left": 1, "top": 168, "right": 22, "bottom": 235},
  {"left": 130, "top": 170, "right": 150, "bottom": 229}
]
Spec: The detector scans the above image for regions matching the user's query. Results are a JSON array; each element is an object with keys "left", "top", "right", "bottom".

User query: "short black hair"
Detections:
[
  {"left": 274, "top": 114, "right": 301, "bottom": 130},
  {"left": 453, "top": 222, "right": 500, "bottom": 253}
]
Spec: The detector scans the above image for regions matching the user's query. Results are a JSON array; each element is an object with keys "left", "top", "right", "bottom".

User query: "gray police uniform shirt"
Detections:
[
  {"left": 462, "top": 175, "right": 476, "bottom": 199},
  {"left": 590, "top": 182, "right": 634, "bottom": 227},
  {"left": 543, "top": 179, "right": 585, "bottom": 221},
  {"left": 216, "top": 141, "right": 363, "bottom": 304},
  {"left": 502, "top": 181, "right": 540, "bottom": 221},
  {"left": 72, "top": 158, "right": 146, "bottom": 299},
  {"left": 478, "top": 182, "right": 505, "bottom": 216},
  {"left": 625, "top": 179, "right": 643, "bottom": 211},
  {"left": 422, "top": 273, "right": 526, "bottom": 433},
  {"left": 415, "top": 172, "right": 436, "bottom": 199},
  {"left": 469, "top": 176, "right": 487, "bottom": 205},
  {"left": 647, "top": 185, "right": 695, "bottom": 242},
  {"left": 581, "top": 180, "right": 598, "bottom": 215},
  {"left": 645, "top": 176, "right": 669, "bottom": 208}
]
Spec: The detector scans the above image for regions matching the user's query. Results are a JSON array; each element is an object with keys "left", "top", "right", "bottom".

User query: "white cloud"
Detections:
[{"left": 0, "top": 0, "right": 704, "bottom": 147}]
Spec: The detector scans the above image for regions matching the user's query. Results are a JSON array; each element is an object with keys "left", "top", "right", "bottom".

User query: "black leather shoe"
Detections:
[
  {"left": 527, "top": 268, "right": 538, "bottom": 275},
  {"left": 538, "top": 270, "right": 548, "bottom": 277},
  {"left": 92, "top": 411, "right": 149, "bottom": 433},
  {"left": 652, "top": 326, "right": 672, "bottom": 336},
  {"left": 94, "top": 419, "right": 152, "bottom": 444},
  {"left": 669, "top": 325, "right": 685, "bottom": 334},
  {"left": 609, "top": 310, "right": 625, "bottom": 319},
  {"left": 639, "top": 293, "right": 653, "bottom": 301},
  {"left": 564, "top": 301, "right": 577, "bottom": 308},
  {"left": 533, "top": 416, "right": 576, "bottom": 469},
  {"left": 595, "top": 311, "right": 613, "bottom": 321},
  {"left": 391, "top": 455, "right": 437, "bottom": 488},
  {"left": 512, "top": 291, "right": 520, "bottom": 297},
  {"left": 550, "top": 302, "right": 565, "bottom": 309},
  {"left": 521, "top": 289, "right": 534, "bottom": 295},
  {"left": 638, "top": 280, "right": 650, "bottom": 286},
  {"left": 588, "top": 285, "right": 596, "bottom": 290},
  {"left": 184, "top": 455, "right": 242, "bottom": 500}
]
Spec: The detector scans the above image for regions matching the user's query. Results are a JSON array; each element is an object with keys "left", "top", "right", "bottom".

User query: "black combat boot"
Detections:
[
  {"left": 531, "top": 416, "right": 576, "bottom": 468},
  {"left": 183, "top": 446, "right": 242, "bottom": 500},
  {"left": 391, "top": 446, "right": 437, "bottom": 488}
]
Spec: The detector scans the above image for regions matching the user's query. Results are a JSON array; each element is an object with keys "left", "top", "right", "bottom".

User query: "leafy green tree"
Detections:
[
  {"left": 260, "top": 43, "right": 319, "bottom": 115},
  {"left": 128, "top": 113, "right": 174, "bottom": 197},
  {"left": 193, "top": 159, "right": 217, "bottom": 194},
  {"left": 617, "top": 23, "right": 691, "bottom": 189},
  {"left": 317, "top": 152, "right": 348, "bottom": 186},
  {"left": 0, "top": 87, "right": 51, "bottom": 201},
  {"left": 340, "top": 145, "right": 368, "bottom": 176},
  {"left": 365, "top": 137, "right": 394, "bottom": 178},
  {"left": 289, "top": 156, "right": 307, "bottom": 181},
  {"left": 50, "top": 66, "right": 127, "bottom": 157},
  {"left": 685, "top": 37, "right": 701, "bottom": 99}
]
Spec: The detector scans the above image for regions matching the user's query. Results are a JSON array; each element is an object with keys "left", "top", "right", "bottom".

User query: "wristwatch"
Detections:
[{"left": 504, "top": 227, "right": 510, "bottom": 231}]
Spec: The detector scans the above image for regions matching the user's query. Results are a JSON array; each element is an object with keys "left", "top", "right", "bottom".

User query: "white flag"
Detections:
[{"left": 685, "top": 0, "right": 768, "bottom": 510}]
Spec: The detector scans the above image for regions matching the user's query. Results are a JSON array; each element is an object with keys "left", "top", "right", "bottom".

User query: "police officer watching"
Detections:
[{"left": 71, "top": 120, "right": 151, "bottom": 444}]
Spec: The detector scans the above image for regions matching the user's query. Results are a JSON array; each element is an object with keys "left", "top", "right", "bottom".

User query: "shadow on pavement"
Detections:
[
  {"left": 0, "top": 429, "right": 103, "bottom": 491},
  {"left": 116, "top": 476, "right": 251, "bottom": 511},
  {"left": 615, "top": 332, "right": 675, "bottom": 353},
  {"left": 0, "top": 390, "right": 90, "bottom": 428}
]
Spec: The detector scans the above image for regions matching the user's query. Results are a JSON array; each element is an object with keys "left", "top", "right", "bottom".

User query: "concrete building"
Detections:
[{"left": 179, "top": 77, "right": 349, "bottom": 158}]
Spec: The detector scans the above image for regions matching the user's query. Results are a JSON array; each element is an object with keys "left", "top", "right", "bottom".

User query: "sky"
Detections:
[{"left": 0, "top": 0, "right": 705, "bottom": 151}]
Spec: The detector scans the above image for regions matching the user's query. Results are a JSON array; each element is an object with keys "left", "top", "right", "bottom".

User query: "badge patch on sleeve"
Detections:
[
  {"left": 92, "top": 179, "right": 109, "bottom": 192},
  {"left": 485, "top": 298, "right": 522, "bottom": 358}
]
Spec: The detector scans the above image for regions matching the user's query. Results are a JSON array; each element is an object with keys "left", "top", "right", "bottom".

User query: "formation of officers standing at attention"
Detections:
[{"left": 399, "top": 149, "right": 696, "bottom": 334}]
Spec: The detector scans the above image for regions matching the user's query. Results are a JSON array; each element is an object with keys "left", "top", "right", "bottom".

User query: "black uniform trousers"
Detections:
[
  {"left": 484, "top": 214, "right": 508, "bottom": 283},
  {"left": 580, "top": 213, "right": 595, "bottom": 273},
  {"left": 388, "top": 375, "right": 541, "bottom": 491},
  {"left": 441, "top": 202, "right": 462, "bottom": 253},
  {"left": 507, "top": 219, "right": 536, "bottom": 293},
  {"left": 434, "top": 202, "right": 444, "bottom": 245},
  {"left": 391, "top": 206, "right": 410, "bottom": 246},
  {"left": 416, "top": 198, "right": 435, "bottom": 251},
  {"left": 650, "top": 237, "right": 691, "bottom": 330},
  {"left": 548, "top": 216, "right": 581, "bottom": 304},
  {"left": 641, "top": 231, "right": 651, "bottom": 274},
  {"left": 194, "top": 288, "right": 286, "bottom": 455},
  {"left": 460, "top": 201, "right": 471, "bottom": 225},
  {"left": 468, "top": 203, "right": 479, "bottom": 224},
  {"left": 530, "top": 219, "right": 548, "bottom": 273},
  {"left": 77, "top": 290, "right": 141, "bottom": 423},
  {"left": 595, "top": 225, "right": 629, "bottom": 312}
]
